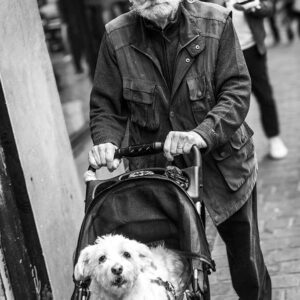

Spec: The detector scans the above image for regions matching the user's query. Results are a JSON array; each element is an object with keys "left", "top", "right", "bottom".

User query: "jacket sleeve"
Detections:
[
  {"left": 193, "top": 15, "right": 251, "bottom": 152},
  {"left": 89, "top": 32, "right": 128, "bottom": 147}
]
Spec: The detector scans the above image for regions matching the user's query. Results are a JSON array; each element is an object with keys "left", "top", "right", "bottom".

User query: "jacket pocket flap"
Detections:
[
  {"left": 230, "top": 123, "right": 254, "bottom": 150},
  {"left": 123, "top": 78, "right": 156, "bottom": 104},
  {"left": 187, "top": 76, "right": 206, "bottom": 101},
  {"left": 211, "top": 143, "right": 232, "bottom": 161}
]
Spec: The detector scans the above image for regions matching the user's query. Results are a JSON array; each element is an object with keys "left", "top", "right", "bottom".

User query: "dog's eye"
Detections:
[
  {"left": 123, "top": 251, "right": 131, "bottom": 259},
  {"left": 98, "top": 255, "right": 106, "bottom": 263}
]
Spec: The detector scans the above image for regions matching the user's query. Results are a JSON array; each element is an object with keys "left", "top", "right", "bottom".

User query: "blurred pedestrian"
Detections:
[
  {"left": 205, "top": 0, "right": 288, "bottom": 159},
  {"left": 268, "top": 0, "right": 281, "bottom": 44},
  {"left": 83, "top": 0, "right": 129, "bottom": 78},
  {"left": 59, "top": 0, "right": 85, "bottom": 73},
  {"left": 281, "top": 0, "right": 300, "bottom": 42}
]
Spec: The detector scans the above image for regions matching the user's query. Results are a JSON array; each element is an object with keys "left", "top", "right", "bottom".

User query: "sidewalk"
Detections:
[{"left": 210, "top": 39, "right": 300, "bottom": 300}]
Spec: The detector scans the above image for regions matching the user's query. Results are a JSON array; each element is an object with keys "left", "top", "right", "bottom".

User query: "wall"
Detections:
[{"left": 0, "top": 0, "right": 84, "bottom": 298}]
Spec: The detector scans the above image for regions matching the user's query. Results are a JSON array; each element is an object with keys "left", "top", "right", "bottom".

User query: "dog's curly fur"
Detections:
[{"left": 74, "top": 234, "right": 189, "bottom": 300}]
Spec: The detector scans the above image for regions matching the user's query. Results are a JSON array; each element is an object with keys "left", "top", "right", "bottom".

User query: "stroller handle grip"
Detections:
[
  {"left": 115, "top": 142, "right": 164, "bottom": 159},
  {"left": 87, "top": 142, "right": 202, "bottom": 174}
]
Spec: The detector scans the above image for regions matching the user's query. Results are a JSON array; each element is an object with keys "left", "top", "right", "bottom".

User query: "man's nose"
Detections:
[{"left": 111, "top": 264, "right": 123, "bottom": 275}]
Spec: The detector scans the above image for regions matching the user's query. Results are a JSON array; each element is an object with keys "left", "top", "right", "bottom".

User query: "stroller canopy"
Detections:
[{"left": 74, "top": 174, "right": 214, "bottom": 270}]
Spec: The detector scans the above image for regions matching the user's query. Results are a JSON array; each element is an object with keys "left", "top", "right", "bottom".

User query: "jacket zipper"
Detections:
[{"left": 162, "top": 37, "right": 172, "bottom": 92}]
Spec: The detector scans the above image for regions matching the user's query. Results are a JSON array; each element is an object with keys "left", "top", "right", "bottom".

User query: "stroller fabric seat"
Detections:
[{"left": 74, "top": 174, "right": 214, "bottom": 270}]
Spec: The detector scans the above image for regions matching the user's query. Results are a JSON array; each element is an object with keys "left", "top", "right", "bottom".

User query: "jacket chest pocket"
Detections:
[
  {"left": 187, "top": 76, "right": 210, "bottom": 124},
  {"left": 123, "top": 78, "right": 159, "bottom": 131}
]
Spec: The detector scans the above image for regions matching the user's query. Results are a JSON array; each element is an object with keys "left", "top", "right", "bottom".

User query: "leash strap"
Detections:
[{"left": 151, "top": 277, "right": 176, "bottom": 298}]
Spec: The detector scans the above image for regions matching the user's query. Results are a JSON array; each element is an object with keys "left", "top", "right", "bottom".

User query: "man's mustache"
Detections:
[{"left": 132, "top": 0, "right": 168, "bottom": 6}]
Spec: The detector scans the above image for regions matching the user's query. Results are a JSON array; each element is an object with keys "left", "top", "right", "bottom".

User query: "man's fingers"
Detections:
[
  {"left": 89, "top": 145, "right": 103, "bottom": 168},
  {"left": 98, "top": 145, "right": 107, "bottom": 166},
  {"left": 91, "top": 146, "right": 101, "bottom": 164},
  {"left": 164, "top": 131, "right": 207, "bottom": 161},
  {"left": 88, "top": 150, "right": 100, "bottom": 169},
  {"left": 170, "top": 132, "right": 182, "bottom": 156},
  {"left": 111, "top": 159, "right": 121, "bottom": 171},
  {"left": 106, "top": 144, "right": 117, "bottom": 170},
  {"left": 88, "top": 143, "right": 120, "bottom": 171},
  {"left": 164, "top": 132, "right": 174, "bottom": 161},
  {"left": 183, "top": 143, "right": 193, "bottom": 154}
]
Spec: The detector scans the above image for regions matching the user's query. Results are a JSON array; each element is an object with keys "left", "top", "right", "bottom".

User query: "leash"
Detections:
[{"left": 151, "top": 277, "right": 176, "bottom": 299}]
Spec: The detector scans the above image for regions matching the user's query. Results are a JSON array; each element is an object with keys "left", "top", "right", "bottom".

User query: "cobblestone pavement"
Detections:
[{"left": 209, "top": 39, "right": 300, "bottom": 300}]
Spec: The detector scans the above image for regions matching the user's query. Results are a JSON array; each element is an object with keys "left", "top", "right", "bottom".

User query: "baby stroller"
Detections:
[{"left": 71, "top": 142, "right": 216, "bottom": 300}]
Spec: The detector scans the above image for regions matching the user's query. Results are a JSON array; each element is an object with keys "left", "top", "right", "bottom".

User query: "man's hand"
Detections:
[
  {"left": 163, "top": 131, "right": 207, "bottom": 161},
  {"left": 234, "top": 0, "right": 261, "bottom": 12},
  {"left": 88, "top": 143, "right": 121, "bottom": 172}
]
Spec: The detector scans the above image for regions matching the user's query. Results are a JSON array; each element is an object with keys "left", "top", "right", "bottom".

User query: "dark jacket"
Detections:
[
  {"left": 204, "top": 0, "right": 273, "bottom": 54},
  {"left": 90, "top": 0, "right": 257, "bottom": 225}
]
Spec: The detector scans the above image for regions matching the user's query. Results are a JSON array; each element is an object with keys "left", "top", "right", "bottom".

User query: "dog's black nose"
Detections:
[{"left": 111, "top": 264, "right": 123, "bottom": 275}]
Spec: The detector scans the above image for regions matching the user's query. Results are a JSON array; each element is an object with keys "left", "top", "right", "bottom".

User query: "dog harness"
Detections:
[{"left": 151, "top": 277, "right": 176, "bottom": 299}]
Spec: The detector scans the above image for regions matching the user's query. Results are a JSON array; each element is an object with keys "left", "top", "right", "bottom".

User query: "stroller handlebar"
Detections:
[
  {"left": 86, "top": 142, "right": 202, "bottom": 178},
  {"left": 115, "top": 142, "right": 164, "bottom": 159}
]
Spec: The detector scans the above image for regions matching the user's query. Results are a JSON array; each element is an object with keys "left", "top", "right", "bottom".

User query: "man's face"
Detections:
[{"left": 129, "top": 0, "right": 182, "bottom": 23}]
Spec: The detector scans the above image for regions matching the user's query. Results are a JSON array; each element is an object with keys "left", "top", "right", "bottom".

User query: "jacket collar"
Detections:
[
  {"left": 130, "top": 2, "right": 206, "bottom": 98},
  {"left": 131, "top": 2, "right": 205, "bottom": 58},
  {"left": 179, "top": 4, "right": 206, "bottom": 56}
]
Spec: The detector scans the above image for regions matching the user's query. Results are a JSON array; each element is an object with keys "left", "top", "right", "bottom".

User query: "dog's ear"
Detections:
[
  {"left": 74, "top": 245, "right": 95, "bottom": 281},
  {"left": 134, "top": 242, "right": 156, "bottom": 272}
]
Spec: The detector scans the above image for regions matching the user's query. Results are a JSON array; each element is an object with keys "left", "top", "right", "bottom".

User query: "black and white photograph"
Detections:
[{"left": 0, "top": 0, "right": 300, "bottom": 299}]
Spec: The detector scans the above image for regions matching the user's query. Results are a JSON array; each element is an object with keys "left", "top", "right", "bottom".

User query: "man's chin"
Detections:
[
  {"left": 132, "top": 0, "right": 181, "bottom": 22},
  {"left": 140, "top": 4, "right": 174, "bottom": 22}
]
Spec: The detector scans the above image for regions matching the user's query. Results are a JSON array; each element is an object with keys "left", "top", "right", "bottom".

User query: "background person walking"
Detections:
[{"left": 206, "top": 0, "right": 288, "bottom": 159}]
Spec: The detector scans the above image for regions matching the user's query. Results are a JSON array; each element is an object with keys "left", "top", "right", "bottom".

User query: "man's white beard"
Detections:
[{"left": 130, "top": 0, "right": 182, "bottom": 24}]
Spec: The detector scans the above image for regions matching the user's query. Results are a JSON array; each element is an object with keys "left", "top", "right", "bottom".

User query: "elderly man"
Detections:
[{"left": 88, "top": 0, "right": 271, "bottom": 299}]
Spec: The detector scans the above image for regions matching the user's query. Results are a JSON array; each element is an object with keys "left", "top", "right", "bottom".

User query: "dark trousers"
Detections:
[
  {"left": 216, "top": 185, "right": 272, "bottom": 300},
  {"left": 243, "top": 45, "right": 280, "bottom": 138}
]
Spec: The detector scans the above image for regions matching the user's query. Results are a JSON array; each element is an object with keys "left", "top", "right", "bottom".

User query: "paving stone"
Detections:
[
  {"left": 285, "top": 287, "right": 300, "bottom": 299},
  {"left": 271, "top": 274, "right": 300, "bottom": 288},
  {"left": 260, "top": 237, "right": 297, "bottom": 252},
  {"left": 265, "top": 218, "right": 294, "bottom": 230},
  {"left": 267, "top": 263, "right": 280, "bottom": 275},
  {"left": 272, "top": 228, "right": 300, "bottom": 238},
  {"left": 267, "top": 248, "right": 300, "bottom": 263},
  {"left": 215, "top": 267, "right": 232, "bottom": 281},
  {"left": 213, "top": 255, "right": 229, "bottom": 269},
  {"left": 289, "top": 238, "right": 300, "bottom": 248},
  {"left": 209, "top": 281, "right": 236, "bottom": 296},
  {"left": 211, "top": 296, "right": 237, "bottom": 300},
  {"left": 280, "top": 261, "right": 300, "bottom": 273},
  {"left": 272, "top": 289, "right": 286, "bottom": 300}
]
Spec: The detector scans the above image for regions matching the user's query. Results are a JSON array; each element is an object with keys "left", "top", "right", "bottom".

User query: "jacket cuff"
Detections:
[
  {"left": 92, "top": 135, "right": 120, "bottom": 147},
  {"left": 193, "top": 121, "right": 218, "bottom": 153}
]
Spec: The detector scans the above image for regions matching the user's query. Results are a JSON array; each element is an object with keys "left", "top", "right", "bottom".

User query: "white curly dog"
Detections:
[{"left": 74, "top": 234, "right": 189, "bottom": 300}]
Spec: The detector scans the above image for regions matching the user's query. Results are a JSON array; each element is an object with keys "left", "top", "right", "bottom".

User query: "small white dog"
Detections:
[{"left": 74, "top": 234, "right": 189, "bottom": 300}]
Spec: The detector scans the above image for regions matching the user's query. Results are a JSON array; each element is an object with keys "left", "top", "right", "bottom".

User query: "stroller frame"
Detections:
[{"left": 72, "top": 143, "right": 215, "bottom": 300}]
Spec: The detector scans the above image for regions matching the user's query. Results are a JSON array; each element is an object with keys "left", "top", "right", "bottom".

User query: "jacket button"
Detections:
[
  {"left": 197, "top": 91, "right": 202, "bottom": 97},
  {"left": 220, "top": 151, "right": 227, "bottom": 157},
  {"left": 185, "top": 58, "right": 191, "bottom": 63},
  {"left": 169, "top": 111, "right": 175, "bottom": 118},
  {"left": 195, "top": 45, "right": 200, "bottom": 50}
]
